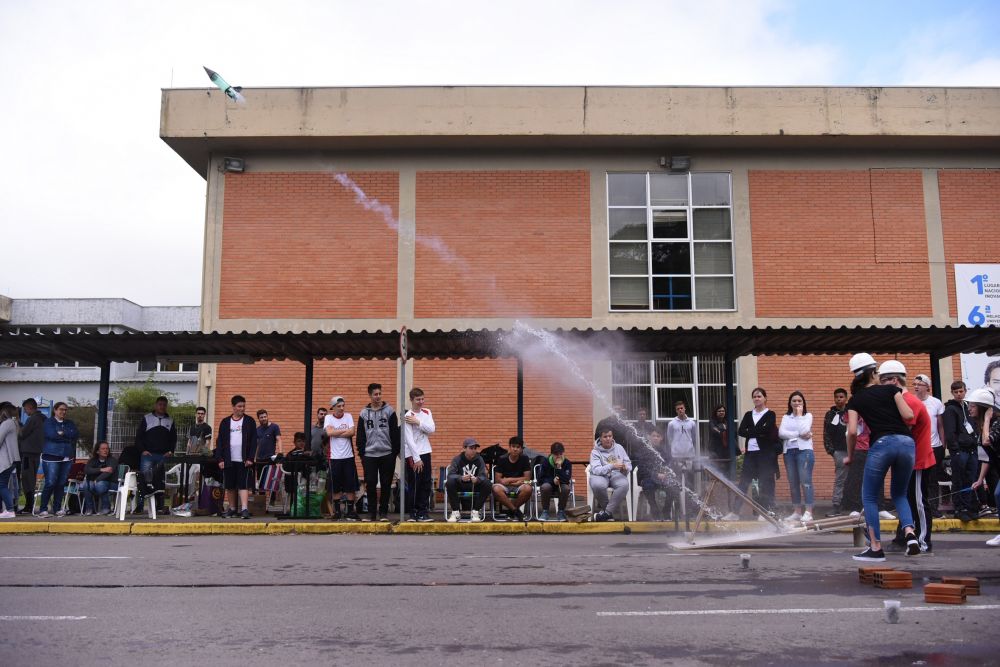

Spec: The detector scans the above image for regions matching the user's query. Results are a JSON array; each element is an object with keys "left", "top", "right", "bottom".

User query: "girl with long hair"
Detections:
[{"left": 779, "top": 391, "right": 815, "bottom": 522}]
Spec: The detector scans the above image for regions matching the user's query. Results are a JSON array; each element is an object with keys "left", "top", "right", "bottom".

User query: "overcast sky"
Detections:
[{"left": 1, "top": 0, "right": 998, "bottom": 306}]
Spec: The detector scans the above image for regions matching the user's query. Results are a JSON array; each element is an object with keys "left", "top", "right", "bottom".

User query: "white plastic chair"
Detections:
[{"left": 116, "top": 468, "right": 137, "bottom": 521}]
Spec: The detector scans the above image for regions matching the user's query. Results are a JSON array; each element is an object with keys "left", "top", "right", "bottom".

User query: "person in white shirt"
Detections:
[
  {"left": 779, "top": 391, "right": 815, "bottom": 523},
  {"left": 324, "top": 396, "right": 359, "bottom": 521},
  {"left": 913, "top": 374, "right": 946, "bottom": 516},
  {"left": 402, "top": 387, "right": 435, "bottom": 522}
]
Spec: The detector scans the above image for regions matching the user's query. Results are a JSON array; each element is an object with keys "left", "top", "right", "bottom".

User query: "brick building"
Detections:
[{"left": 160, "top": 86, "right": 1000, "bottom": 502}]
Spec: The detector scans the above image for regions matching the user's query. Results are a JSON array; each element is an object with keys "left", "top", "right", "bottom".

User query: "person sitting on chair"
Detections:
[
  {"left": 82, "top": 441, "right": 117, "bottom": 516},
  {"left": 637, "top": 428, "right": 672, "bottom": 521},
  {"left": 590, "top": 428, "right": 633, "bottom": 522},
  {"left": 492, "top": 436, "right": 533, "bottom": 521},
  {"left": 445, "top": 438, "right": 490, "bottom": 522},
  {"left": 538, "top": 441, "right": 572, "bottom": 521}
]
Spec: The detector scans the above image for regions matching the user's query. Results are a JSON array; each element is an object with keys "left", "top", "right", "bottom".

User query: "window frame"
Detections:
[{"left": 607, "top": 172, "right": 736, "bottom": 312}]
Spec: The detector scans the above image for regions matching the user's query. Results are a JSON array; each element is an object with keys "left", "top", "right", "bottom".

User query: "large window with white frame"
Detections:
[
  {"left": 137, "top": 361, "right": 199, "bottom": 373},
  {"left": 607, "top": 172, "right": 734, "bottom": 311},
  {"left": 611, "top": 355, "right": 737, "bottom": 447}
]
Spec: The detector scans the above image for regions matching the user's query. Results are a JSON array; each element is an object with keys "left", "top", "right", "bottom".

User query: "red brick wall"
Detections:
[
  {"left": 749, "top": 170, "right": 931, "bottom": 317},
  {"left": 219, "top": 172, "right": 399, "bottom": 319},
  {"left": 410, "top": 358, "right": 595, "bottom": 473},
  {"left": 938, "top": 169, "right": 1000, "bottom": 380},
  {"left": 213, "top": 359, "right": 398, "bottom": 475},
  {"left": 414, "top": 171, "right": 591, "bottom": 318},
  {"left": 757, "top": 353, "right": 932, "bottom": 502}
]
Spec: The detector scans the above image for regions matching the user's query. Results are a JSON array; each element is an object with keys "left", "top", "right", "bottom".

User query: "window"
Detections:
[
  {"left": 611, "top": 355, "right": 737, "bottom": 448},
  {"left": 138, "top": 361, "right": 199, "bottom": 373},
  {"left": 13, "top": 361, "right": 91, "bottom": 368},
  {"left": 608, "top": 172, "right": 735, "bottom": 311}
]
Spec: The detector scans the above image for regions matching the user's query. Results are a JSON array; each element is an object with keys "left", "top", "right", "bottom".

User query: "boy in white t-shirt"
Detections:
[{"left": 324, "top": 396, "right": 359, "bottom": 521}]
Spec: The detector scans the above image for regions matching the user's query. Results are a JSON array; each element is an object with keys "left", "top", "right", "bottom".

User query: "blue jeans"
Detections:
[
  {"left": 0, "top": 464, "right": 15, "bottom": 511},
  {"left": 82, "top": 479, "right": 112, "bottom": 513},
  {"left": 40, "top": 459, "right": 72, "bottom": 513},
  {"left": 862, "top": 434, "right": 915, "bottom": 541},
  {"left": 784, "top": 448, "right": 815, "bottom": 507},
  {"left": 140, "top": 453, "right": 167, "bottom": 489}
]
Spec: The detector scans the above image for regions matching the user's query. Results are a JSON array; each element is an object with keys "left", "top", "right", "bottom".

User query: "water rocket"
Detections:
[{"left": 203, "top": 66, "right": 244, "bottom": 103}]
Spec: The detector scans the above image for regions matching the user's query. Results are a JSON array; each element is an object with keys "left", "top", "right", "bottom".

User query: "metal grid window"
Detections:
[
  {"left": 611, "top": 355, "right": 737, "bottom": 448},
  {"left": 608, "top": 172, "right": 735, "bottom": 311}
]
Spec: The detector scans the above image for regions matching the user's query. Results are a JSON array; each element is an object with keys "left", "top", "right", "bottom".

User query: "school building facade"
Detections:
[{"left": 160, "top": 86, "right": 1000, "bottom": 501}]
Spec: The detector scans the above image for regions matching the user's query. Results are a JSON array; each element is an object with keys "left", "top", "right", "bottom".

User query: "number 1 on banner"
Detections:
[{"left": 971, "top": 274, "right": 987, "bottom": 295}]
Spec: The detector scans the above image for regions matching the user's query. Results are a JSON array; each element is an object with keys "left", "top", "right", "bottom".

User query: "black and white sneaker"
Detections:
[
  {"left": 417, "top": 513, "right": 434, "bottom": 522},
  {"left": 593, "top": 510, "right": 614, "bottom": 522},
  {"left": 905, "top": 535, "right": 921, "bottom": 556},
  {"left": 852, "top": 547, "right": 886, "bottom": 562}
]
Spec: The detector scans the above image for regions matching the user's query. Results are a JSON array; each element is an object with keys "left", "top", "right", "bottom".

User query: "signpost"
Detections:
[{"left": 398, "top": 327, "right": 408, "bottom": 520}]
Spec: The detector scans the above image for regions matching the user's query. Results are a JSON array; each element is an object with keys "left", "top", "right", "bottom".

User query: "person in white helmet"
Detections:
[
  {"left": 965, "top": 388, "right": 1000, "bottom": 546},
  {"left": 844, "top": 353, "right": 919, "bottom": 562}
]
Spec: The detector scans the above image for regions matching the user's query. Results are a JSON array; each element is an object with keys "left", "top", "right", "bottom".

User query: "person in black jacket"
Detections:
[
  {"left": 135, "top": 396, "right": 177, "bottom": 512},
  {"left": 215, "top": 395, "right": 258, "bottom": 519},
  {"left": 538, "top": 441, "right": 573, "bottom": 521},
  {"left": 943, "top": 381, "right": 979, "bottom": 521},
  {"left": 823, "top": 388, "right": 850, "bottom": 516},
  {"left": 728, "top": 387, "right": 779, "bottom": 520},
  {"left": 17, "top": 398, "right": 45, "bottom": 514}
]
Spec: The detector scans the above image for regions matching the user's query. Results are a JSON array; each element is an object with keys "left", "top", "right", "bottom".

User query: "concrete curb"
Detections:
[{"left": 0, "top": 518, "right": 996, "bottom": 536}]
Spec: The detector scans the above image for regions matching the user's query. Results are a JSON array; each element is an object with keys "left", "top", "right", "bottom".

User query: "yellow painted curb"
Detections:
[
  {"left": 266, "top": 522, "right": 392, "bottom": 534},
  {"left": 130, "top": 522, "right": 215, "bottom": 535},
  {"left": 46, "top": 522, "right": 126, "bottom": 535},
  {"left": 0, "top": 522, "right": 50, "bottom": 534}
]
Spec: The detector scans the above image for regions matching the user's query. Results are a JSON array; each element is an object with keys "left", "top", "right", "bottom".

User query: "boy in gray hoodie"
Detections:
[
  {"left": 357, "top": 383, "right": 401, "bottom": 522},
  {"left": 590, "top": 428, "right": 633, "bottom": 521}
]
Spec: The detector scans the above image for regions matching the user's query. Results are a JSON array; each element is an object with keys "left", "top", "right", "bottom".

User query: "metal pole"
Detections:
[
  {"left": 303, "top": 357, "right": 314, "bottom": 437},
  {"left": 930, "top": 351, "right": 943, "bottom": 399},
  {"left": 723, "top": 353, "right": 738, "bottom": 481},
  {"left": 97, "top": 361, "right": 111, "bottom": 442},
  {"left": 399, "top": 357, "right": 406, "bottom": 521},
  {"left": 517, "top": 356, "right": 524, "bottom": 441}
]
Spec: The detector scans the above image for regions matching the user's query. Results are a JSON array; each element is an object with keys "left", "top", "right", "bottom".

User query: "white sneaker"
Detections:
[
  {"left": 849, "top": 511, "right": 861, "bottom": 518},
  {"left": 55, "top": 509, "right": 67, "bottom": 517},
  {"left": 469, "top": 510, "right": 482, "bottom": 523},
  {"left": 784, "top": 512, "right": 802, "bottom": 522},
  {"left": 801, "top": 511, "right": 813, "bottom": 522},
  {"left": 878, "top": 511, "right": 895, "bottom": 520},
  {"left": 721, "top": 512, "right": 741, "bottom": 521},
  {"left": 0, "top": 511, "right": 15, "bottom": 519},
  {"left": 447, "top": 510, "right": 460, "bottom": 523},
  {"left": 986, "top": 534, "right": 1000, "bottom": 547}
]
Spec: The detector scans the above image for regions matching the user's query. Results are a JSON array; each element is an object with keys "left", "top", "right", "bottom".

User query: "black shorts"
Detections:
[
  {"left": 223, "top": 463, "right": 254, "bottom": 490},
  {"left": 328, "top": 458, "right": 359, "bottom": 494}
]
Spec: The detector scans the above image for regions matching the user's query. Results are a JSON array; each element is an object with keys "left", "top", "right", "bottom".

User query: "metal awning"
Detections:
[{"left": 1, "top": 324, "right": 997, "bottom": 364}]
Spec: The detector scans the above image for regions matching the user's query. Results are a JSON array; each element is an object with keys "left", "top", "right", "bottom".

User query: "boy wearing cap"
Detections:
[
  {"left": 445, "top": 438, "right": 490, "bottom": 522},
  {"left": 324, "top": 396, "right": 359, "bottom": 521}
]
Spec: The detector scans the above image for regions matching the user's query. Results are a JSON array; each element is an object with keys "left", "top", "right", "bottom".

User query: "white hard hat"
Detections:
[
  {"left": 849, "top": 353, "right": 877, "bottom": 374},
  {"left": 877, "top": 360, "right": 906, "bottom": 376},
  {"left": 967, "top": 387, "right": 996, "bottom": 409}
]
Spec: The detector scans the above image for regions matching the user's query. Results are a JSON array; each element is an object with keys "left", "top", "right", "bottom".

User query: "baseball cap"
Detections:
[
  {"left": 330, "top": 396, "right": 345, "bottom": 406},
  {"left": 462, "top": 437, "right": 480, "bottom": 448},
  {"left": 914, "top": 374, "right": 932, "bottom": 386}
]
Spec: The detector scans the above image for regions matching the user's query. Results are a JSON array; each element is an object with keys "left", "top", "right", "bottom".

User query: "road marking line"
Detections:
[
  {"left": 598, "top": 605, "right": 1000, "bottom": 617},
  {"left": 0, "top": 556, "right": 132, "bottom": 560},
  {"left": 0, "top": 616, "right": 88, "bottom": 621}
]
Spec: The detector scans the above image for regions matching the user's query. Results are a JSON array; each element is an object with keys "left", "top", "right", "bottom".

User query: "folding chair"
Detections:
[{"left": 443, "top": 474, "right": 487, "bottom": 522}]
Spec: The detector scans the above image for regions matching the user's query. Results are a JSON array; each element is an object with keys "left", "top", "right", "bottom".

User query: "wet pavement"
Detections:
[{"left": 1, "top": 532, "right": 998, "bottom": 665}]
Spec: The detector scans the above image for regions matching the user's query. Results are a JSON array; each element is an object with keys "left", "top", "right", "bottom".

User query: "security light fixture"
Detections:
[
  {"left": 222, "top": 157, "right": 245, "bottom": 173},
  {"left": 659, "top": 155, "right": 691, "bottom": 172}
]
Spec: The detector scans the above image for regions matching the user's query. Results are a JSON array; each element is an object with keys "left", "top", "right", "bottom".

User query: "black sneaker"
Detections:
[
  {"left": 594, "top": 510, "right": 614, "bottom": 522},
  {"left": 406, "top": 514, "right": 418, "bottom": 522},
  {"left": 852, "top": 547, "right": 886, "bottom": 562},
  {"left": 377, "top": 513, "right": 390, "bottom": 522},
  {"left": 224, "top": 508, "right": 237, "bottom": 518},
  {"left": 330, "top": 511, "right": 343, "bottom": 521},
  {"left": 417, "top": 513, "right": 434, "bottom": 522},
  {"left": 905, "top": 535, "right": 921, "bottom": 556},
  {"left": 825, "top": 508, "right": 844, "bottom": 518},
  {"left": 957, "top": 512, "right": 974, "bottom": 522},
  {"left": 512, "top": 508, "right": 525, "bottom": 521},
  {"left": 364, "top": 513, "right": 376, "bottom": 522},
  {"left": 240, "top": 509, "right": 251, "bottom": 520},
  {"left": 345, "top": 510, "right": 359, "bottom": 522}
]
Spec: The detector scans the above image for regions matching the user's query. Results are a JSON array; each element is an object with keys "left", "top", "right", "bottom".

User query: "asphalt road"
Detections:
[{"left": 1, "top": 533, "right": 998, "bottom": 666}]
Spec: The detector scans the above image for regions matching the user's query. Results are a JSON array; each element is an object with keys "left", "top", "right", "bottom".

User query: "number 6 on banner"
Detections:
[{"left": 968, "top": 305, "right": 986, "bottom": 326}]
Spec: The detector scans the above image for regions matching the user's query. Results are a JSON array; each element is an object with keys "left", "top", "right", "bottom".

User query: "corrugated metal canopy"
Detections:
[{"left": 0, "top": 324, "right": 997, "bottom": 364}]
